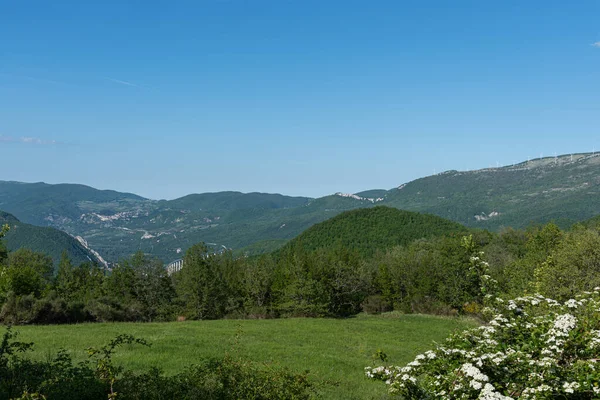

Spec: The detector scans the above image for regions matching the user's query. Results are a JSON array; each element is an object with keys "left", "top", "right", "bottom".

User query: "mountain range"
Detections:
[{"left": 1, "top": 152, "right": 599, "bottom": 264}]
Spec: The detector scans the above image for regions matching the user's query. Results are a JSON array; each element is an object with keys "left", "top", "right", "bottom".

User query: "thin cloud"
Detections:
[
  {"left": 105, "top": 77, "right": 139, "bottom": 87},
  {"left": 0, "top": 135, "right": 62, "bottom": 145},
  {"left": 21, "top": 136, "right": 59, "bottom": 145},
  {"left": 0, "top": 72, "right": 66, "bottom": 86},
  {"left": 592, "top": 42, "right": 600, "bottom": 48}
]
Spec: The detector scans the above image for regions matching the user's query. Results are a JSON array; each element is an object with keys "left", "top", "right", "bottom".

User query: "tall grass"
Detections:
[{"left": 14, "top": 314, "right": 476, "bottom": 399}]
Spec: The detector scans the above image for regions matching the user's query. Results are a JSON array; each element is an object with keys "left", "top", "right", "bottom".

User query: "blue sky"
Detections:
[{"left": 1, "top": 0, "right": 599, "bottom": 199}]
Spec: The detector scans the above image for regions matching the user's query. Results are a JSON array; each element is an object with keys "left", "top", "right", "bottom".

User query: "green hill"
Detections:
[
  {"left": 280, "top": 206, "right": 468, "bottom": 257},
  {"left": 0, "top": 210, "right": 99, "bottom": 268}
]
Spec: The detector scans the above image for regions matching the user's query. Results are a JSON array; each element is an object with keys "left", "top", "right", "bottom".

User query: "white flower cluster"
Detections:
[
  {"left": 540, "top": 313, "right": 577, "bottom": 357},
  {"left": 366, "top": 287, "right": 600, "bottom": 399},
  {"left": 562, "top": 381, "right": 580, "bottom": 393},
  {"left": 480, "top": 383, "right": 513, "bottom": 400},
  {"left": 589, "top": 330, "right": 600, "bottom": 348},
  {"left": 469, "top": 252, "right": 499, "bottom": 305},
  {"left": 461, "top": 363, "right": 488, "bottom": 390}
]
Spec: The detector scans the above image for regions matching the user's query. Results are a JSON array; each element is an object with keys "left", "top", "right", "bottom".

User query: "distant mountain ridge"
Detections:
[
  {"left": 162, "top": 191, "right": 311, "bottom": 212},
  {"left": 0, "top": 181, "right": 146, "bottom": 227},
  {"left": 383, "top": 152, "right": 600, "bottom": 229},
  {"left": 2, "top": 152, "right": 600, "bottom": 263}
]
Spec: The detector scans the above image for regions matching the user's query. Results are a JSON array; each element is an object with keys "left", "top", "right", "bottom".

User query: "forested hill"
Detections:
[
  {"left": 279, "top": 206, "right": 468, "bottom": 257},
  {"left": 0, "top": 211, "right": 99, "bottom": 267}
]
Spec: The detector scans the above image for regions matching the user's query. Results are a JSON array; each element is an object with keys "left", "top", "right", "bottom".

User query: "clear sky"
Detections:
[{"left": 1, "top": 0, "right": 599, "bottom": 200}]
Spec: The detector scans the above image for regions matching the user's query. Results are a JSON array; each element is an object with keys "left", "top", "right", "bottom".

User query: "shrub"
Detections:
[
  {"left": 533, "top": 229, "right": 600, "bottom": 301},
  {"left": 409, "top": 296, "right": 457, "bottom": 316},
  {"left": 0, "top": 293, "right": 93, "bottom": 325},
  {"left": 366, "top": 252, "right": 600, "bottom": 399},
  {"left": 362, "top": 295, "right": 393, "bottom": 314},
  {"left": 85, "top": 296, "right": 141, "bottom": 322},
  {"left": 116, "top": 358, "right": 314, "bottom": 400},
  {"left": 0, "top": 293, "right": 38, "bottom": 324}
]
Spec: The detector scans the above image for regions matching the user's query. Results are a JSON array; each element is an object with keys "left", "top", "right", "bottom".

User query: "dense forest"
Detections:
[{"left": 2, "top": 205, "right": 600, "bottom": 325}]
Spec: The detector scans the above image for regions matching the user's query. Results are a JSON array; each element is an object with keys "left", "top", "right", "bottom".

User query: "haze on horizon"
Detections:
[{"left": 1, "top": 0, "right": 599, "bottom": 200}]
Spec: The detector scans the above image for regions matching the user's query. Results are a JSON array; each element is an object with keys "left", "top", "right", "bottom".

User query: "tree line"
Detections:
[{"left": 1, "top": 219, "right": 600, "bottom": 324}]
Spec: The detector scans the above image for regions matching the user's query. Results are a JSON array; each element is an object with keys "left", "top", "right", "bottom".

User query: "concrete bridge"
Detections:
[
  {"left": 166, "top": 259, "right": 183, "bottom": 275},
  {"left": 166, "top": 245, "right": 230, "bottom": 275}
]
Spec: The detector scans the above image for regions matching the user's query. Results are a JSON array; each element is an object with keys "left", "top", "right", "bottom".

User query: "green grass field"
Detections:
[{"left": 12, "top": 314, "right": 477, "bottom": 399}]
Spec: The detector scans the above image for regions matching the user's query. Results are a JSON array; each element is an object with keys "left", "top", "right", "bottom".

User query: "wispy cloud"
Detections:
[
  {"left": 592, "top": 42, "right": 600, "bottom": 48},
  {"left": 0, "top": 135, "right": 62, "bottom": 145},
  {"left": 0, "top": 72, "right": 66, "bottom": 86},
  {"left": 105, "top": 77, "right": 139, "bottom": 87}
]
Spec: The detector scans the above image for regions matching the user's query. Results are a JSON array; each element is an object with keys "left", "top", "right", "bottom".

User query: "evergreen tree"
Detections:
[
  {"left": 55, "top": 251, "right": 75, "bottom": 300},
  {"left": 175, "top": 243, "right": 228, "bottom": 320}
]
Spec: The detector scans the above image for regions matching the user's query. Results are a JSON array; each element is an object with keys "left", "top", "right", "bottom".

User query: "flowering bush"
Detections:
[{"left": 366, "top": 249, "right": 600, "bottom": 399}]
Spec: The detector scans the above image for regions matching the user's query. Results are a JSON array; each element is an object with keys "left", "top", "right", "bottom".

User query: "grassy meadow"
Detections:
[{"left": 12, "top": 314, "right": 476, "bottom": 399}]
